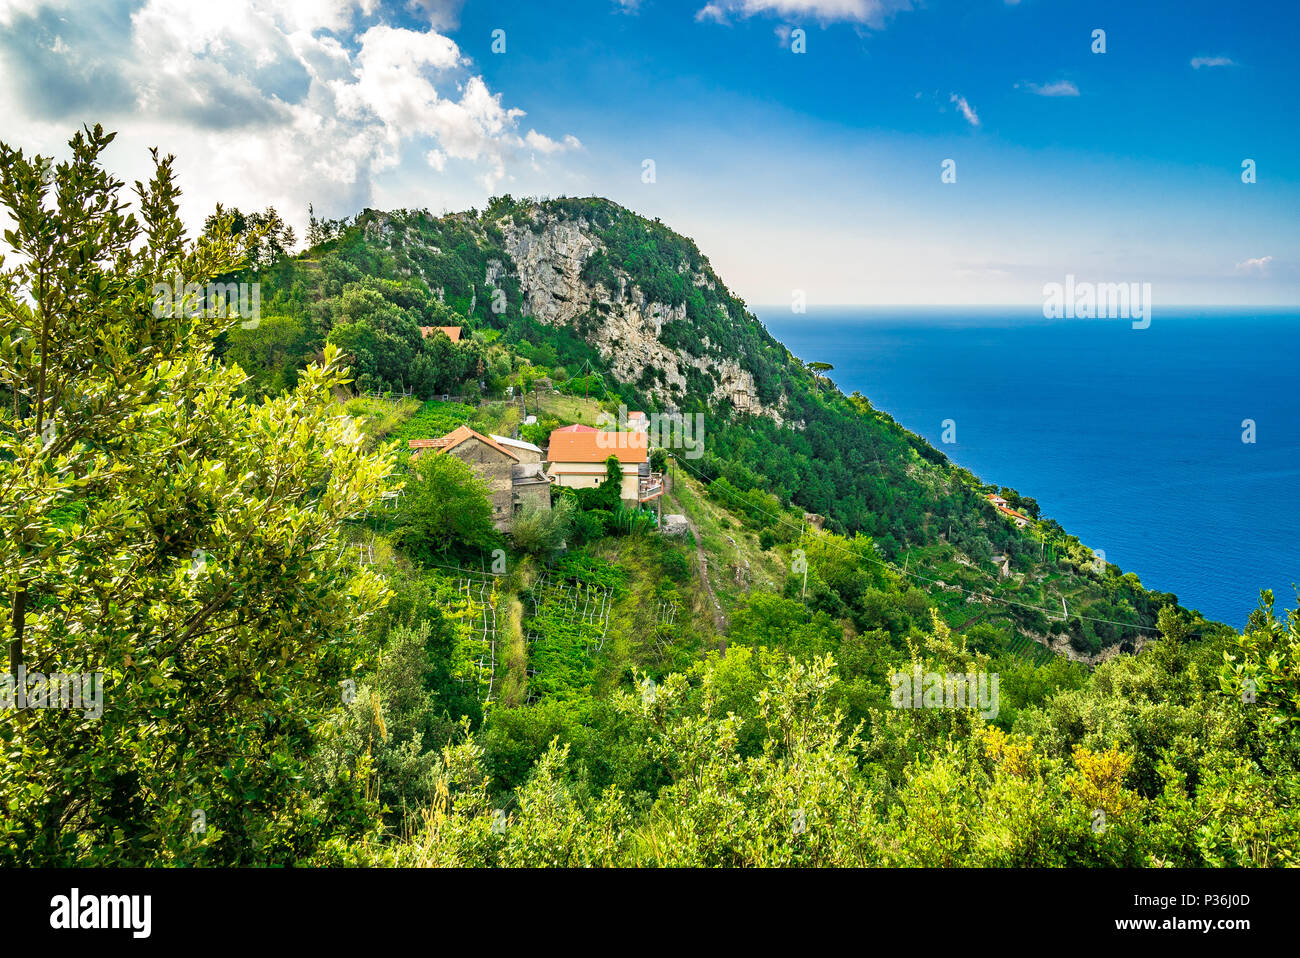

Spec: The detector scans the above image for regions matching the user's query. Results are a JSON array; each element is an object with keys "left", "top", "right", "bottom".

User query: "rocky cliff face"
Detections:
[{"left": 493, "top": 210, "right": 786, "bottom": 423}]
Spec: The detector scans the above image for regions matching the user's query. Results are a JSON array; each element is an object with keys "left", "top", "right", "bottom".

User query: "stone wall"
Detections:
[{"left": 447, "top": 438, "right": 514, "bottom": 529}]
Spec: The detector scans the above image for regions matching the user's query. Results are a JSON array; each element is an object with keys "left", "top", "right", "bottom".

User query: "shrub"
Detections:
[
  {"left": 393, "top": 453, "right": 499, "bottom": 561},
  {"left": 572, "top": 508, "right": 610, "bottom": 543},
  {"left": 658, "top": 549, "right": 691, "bottom": 584},
  {"left": 610, "top": 506, "right": 656, "bottom": 536},
  {"left": 510, "top": 498, "right": 575, "bottom": 556}
]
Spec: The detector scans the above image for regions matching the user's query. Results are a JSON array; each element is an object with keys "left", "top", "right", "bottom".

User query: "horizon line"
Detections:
[{"left": 751, "top": 303, "right": 1300, "bottom": 310}]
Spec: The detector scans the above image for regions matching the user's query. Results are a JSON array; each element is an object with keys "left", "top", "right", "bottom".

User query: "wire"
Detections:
[
  {"left": 432, "top": 360, "right": 1210, "bottom": 642},
  {"left": 665, "top": 449, "right": 1182, "bottom": 637}
]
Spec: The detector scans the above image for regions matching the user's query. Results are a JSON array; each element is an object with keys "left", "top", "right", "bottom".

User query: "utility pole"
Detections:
[{"left": 800, "top": 520, "right": 808, "bottom": 599}]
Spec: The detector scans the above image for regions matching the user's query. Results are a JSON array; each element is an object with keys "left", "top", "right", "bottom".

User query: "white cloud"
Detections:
[
  {"left": 1021, "top": 80, "right": 1079, "bottom": 97},
  {"left": 0, "top": 0, "right": 45, "bottom": 27},
  {"left": 404, "top": 0, "right": 463, "bottom": 29},
  {"left": 1191, "top": 56, "right": 1236, "bottom": 69},
  {"left": 696, "top": 0, "right": 913, "bottom": 27},
  {"left": 278, "top": 0, "right": 377, "bottom": 34},
  {"left": 949, "top": 93, "right": 979, "bottom": 127},
  {"left": 0, "top": 0, "right": 578, "bottom": 234},
  {"left": 1235, "top": 256, "right": 1272, "bottom": 274},
  {"left": 333, "top": 24, "right": 464, "bottom": 131},
  {"left": 525, "top": 130, "right": 582, "bottom": 155}
]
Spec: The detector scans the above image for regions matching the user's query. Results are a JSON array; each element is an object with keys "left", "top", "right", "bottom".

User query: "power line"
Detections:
[
  {"left": 517, "top": 355, "right": 1198, "bottom": 642},
  {"left": 665, "top": 449, "right": 1178, "bottom": 638}
]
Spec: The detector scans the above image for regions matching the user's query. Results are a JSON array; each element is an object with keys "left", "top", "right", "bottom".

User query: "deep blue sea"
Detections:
[{"left": 759, "top": 307, "right": 1300, "bottom": 630}]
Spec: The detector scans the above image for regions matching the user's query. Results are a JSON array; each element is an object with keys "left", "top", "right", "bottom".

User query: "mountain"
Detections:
[
  {"left": 337, "top": 195, "right": 791, "bottom": 421},
  {"left": 246, "top": 195, "right": 1212, "bottom": 660},
  {"left": 8, "top": 139, "right": 1281, "bottom": 870}
]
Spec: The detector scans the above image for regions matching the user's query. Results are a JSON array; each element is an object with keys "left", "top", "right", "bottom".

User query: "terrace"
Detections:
[{"left": 638, "top": 471, "right": 664, "bottom": 501}]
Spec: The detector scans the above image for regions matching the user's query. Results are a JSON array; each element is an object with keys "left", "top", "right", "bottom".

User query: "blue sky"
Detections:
[{"left": 1, "top": 0, "right": 1296, "bottom": 304}]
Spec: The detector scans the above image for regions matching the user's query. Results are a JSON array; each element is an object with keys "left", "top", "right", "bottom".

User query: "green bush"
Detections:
[
  {"left": 658, "top": 549, "right": 691, "bottom": 584},
  {"left": 610, "top": 505, "right": 656, "bottom": 536},
  {"left": 572, "top": 508, "right": 610, "bottom": 543},
  {"left": 392, "top": 453, "right": 500, "bottom": 561},
  {"left": 510, "top": 498, "right": 575, "bottom": 556}
]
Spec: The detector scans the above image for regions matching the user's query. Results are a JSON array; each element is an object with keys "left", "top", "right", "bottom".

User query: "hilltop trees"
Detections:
[
  {"left": 321, "top": 277, "right": 481, "bottom": 398},
  {"left": 202, "top": 203, "right": 297, "bottom": 272},
  {"left": 305, "top": 203, "right": 351, "bottom": 248},
  {"left": 0, "top": 127, "right": 392, "bottom": 864},
  {"left": 806, "top": 361, "right": 834, "bottom": 391}
]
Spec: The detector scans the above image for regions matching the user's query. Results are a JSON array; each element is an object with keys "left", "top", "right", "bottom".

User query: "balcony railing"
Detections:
[{"left": 638, "top": 473, "right": 664, "bottom": 501}]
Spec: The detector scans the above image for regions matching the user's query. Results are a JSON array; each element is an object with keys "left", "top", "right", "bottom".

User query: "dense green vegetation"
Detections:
[
  {"left": 0, "top": 129, "right": 392, "bottom": 863},
  {"left": 1, "top": 130, "right": 1295, "bottom": 868},
  {"left": 197, "top": 192, "right": 1191, "bottom": 658}
]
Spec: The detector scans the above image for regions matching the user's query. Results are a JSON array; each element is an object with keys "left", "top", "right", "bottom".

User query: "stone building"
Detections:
[
  {"left": 490, "top": 434, "right": 543, "bottom": 463},
  {"left": 409, "top": 425, "right": 551, "bottom": 530},
  {"left": 511, "top": 462, "right": 553, "bottom": 513}
]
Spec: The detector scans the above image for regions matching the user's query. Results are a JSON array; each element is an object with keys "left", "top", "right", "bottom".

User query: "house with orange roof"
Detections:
[
  {"left": 545, "top": 426, "right": 663, "bottom": 506},
  {"left": 419, "top": 325, "right": 463, "bottom": 342},
  {"left": 410, "top": 425, "right": 550, "bottom": 528},
  {"left": 986, "top": 493, "right": 1031, "bottom": 529}
]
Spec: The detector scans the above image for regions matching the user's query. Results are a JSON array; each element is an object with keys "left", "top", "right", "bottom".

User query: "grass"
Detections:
[
  {"left": 498, "top": 597, "right": 528, "bottom": 708},
  {"left": 528, "top": 391, "right": 606, "bottom": 426},
  {"left": 342, "top": 395, "right": 421, "bottom": 447},
  {"left": 665, "top": 471, "right": 789, "bottom": 609},
  {"left": 388, "top": 400, "right": 478, "bottom": 442},
  {"left": 586, "top": 535, "right": 703, "bottom": 684}
]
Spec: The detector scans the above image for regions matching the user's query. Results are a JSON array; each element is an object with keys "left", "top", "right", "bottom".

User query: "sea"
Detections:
[{"left": 758, "top": 306, "right": 1300, "bottom": 630}]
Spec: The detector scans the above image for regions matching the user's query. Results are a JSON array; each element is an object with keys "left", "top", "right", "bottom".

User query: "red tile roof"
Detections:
[
  {"left": 419, "top": 326, "right": 462, "bottom": 342},
  {"left": 986, "top": 494, "right": 1030, "bottom": 523},
  {"left": 547, "top": 427, "right": 647, "bottom": 464},
  {"left": 410, "top": 425, "right": 518, "bottom": 461}
]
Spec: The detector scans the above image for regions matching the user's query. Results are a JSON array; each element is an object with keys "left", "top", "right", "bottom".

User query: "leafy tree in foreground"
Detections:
[
  {"left": 0, "top": 126, "right": 392, "bottom": 865},
  {"left": 1221, "top": 590, "right": 1300, "bottom": 728}
]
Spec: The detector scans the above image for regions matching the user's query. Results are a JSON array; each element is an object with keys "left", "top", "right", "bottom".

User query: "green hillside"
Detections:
[
  {"left": 3, "top": 137, "right": 1295, "bottom": 868},
  {"left": 239, "top": 195, "right": 1197, "bottom": 661}
]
